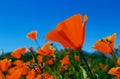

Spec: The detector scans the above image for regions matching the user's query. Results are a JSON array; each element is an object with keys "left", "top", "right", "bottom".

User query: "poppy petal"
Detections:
[
  {"left": 56, "top": 14, "right": 83, "bottom": 48},
  {"left": 46, "top": 30, "right": 75, "bottom": 49},
  {"left": 93, "top": 40, "right": 112, "bottom": 54}
]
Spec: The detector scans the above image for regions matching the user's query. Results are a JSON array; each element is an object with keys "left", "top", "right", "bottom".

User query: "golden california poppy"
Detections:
[
  {"left": 0, "top": 71, "right": 2, "bottom": 79},
  {"left": 27, "top": 31, "right": 37, "bottom": 40},
  {"left": 20, "top": 65, "right": 29, "bottom": 75},
  {"left": 26, "top": 69, "right": 35, "bottom": 79},
  {"left": 9, "top": 69, "right": 22, "bottom": 79},
  {"left": 13, "top": 60, "right": 24, "bottom": 68},
  {"left": 37, "top": 42, "right": 56, "bottom": 56},
  {"left": 0, "top": 71, "right": 5, "bottom": 79},
  {"left": 59, "top": 55, "right": 70, "bottom": 65},
  {"left": 46, "top": 58, "right": 54, "bottom": 65},
  {"left": 117, "top": 58, "right": 120, "bottom": 66},
  {"left": 108, "top": 67, "right": 120, "bottom": 78},
  {"left": 63, "top": 65, "right": 68, "bottom": 70},
  {"left": 44, "top": 73, "right": 53, "bottom": 79},
  {"left": 103, "top": 65, "right": 108, "bottom": 71},
  {"left": 8, "top": 67, "right": 16, "bottom": 74},
  {"left": 11, "top": 47, "right": 26, "bottom": 58},
  {"left": 74, "top": 55, "right": 80, "bottom": 61},
  {"left": 118, "top": 45, "right": 120, "bottom": 50},
  {"left": 35, "top": 75, "right": 42, "bottom": 79},
  {"left": 37, "top": 55, "right": 43, "bottom": 63},
  {"left": 93, "top": 33, "right": 116, "bottom": 54},
  {"left": 0, "top": 58, "right": 12, "bottom": 72},
  {"left": 46, "top": 14, "right": 88, "bottom": 50}
]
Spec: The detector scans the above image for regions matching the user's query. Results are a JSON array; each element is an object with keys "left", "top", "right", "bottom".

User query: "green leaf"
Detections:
[{"left": 79, "top": 66, "right": 87, "bottom": 79}]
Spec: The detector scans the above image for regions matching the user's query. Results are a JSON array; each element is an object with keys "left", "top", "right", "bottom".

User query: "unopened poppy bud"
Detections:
[
  {"left": 27, "top": 31, "right": 37, "bottom": 40},
  {"left": 83, "top": 15, "right": 88, "bottom": 22},
  {"left": 29, "top": 47, "right": 33, "bottom": 51}
]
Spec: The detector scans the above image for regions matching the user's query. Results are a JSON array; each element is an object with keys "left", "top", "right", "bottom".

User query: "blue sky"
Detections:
[{"left": 0, "top": 0, "right": 120, "bottom": 53}]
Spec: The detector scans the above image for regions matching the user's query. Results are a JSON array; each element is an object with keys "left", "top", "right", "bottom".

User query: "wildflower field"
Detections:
[{"left": 0, "top": 14, "right": 120, "bottom": 79}]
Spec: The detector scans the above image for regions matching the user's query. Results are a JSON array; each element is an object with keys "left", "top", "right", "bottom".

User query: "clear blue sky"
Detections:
[{"left": 0, "top": 0, "right": 120, "bottom": 53}]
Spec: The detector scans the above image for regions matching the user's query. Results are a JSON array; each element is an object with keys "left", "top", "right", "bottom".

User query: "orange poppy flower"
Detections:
[
  {"left": 12, "top": 69, "right": 22, "bottom": 79},
  {"left": 93, "top": 33, "right": 116, "bottom": 54},
  {"left": 46, "top": 14, "right": 88, "bottom": 50},
  {"left": 26, "top": 69, "right": 35, "bottom": 79},
  {"left": 103, "top": 65, "right": 108, "bottom": 71},
  {"left": 11, "top": 47, "right": 26, "bottom": 58},
  {"left": 8, "top": 67, "right": 16, "bottom": 74},
  {"left": 108, "top": 67, "right": 120, "bottom": 78},
  {"left": 20, "top": 47, "right": 26, "bottom": 54},
  {"left": 37, "top": 42, "right": 56, "bottom": 56},
  {"left": 0, "top": 58, "right": 12, "bottom": 72},
  {"left": 118, "top": 45, "right": 120, "bottom": 50},
  {"left": 63, "top": 65, "right": 69, "bottom": 70},
  {"left": 35, "top": 75, "right": 42, "bottom": 79},
  {"left": 37, "top": 55, "right": 43, "bottom": 63},
  {"left": 0, "top": 71, "right": 5, "bottom": 79},
  {"left": 74, "top": 55, "right": 80, "bottom": 61},
  {"left": 6, "top": 74, "right": 11, "bottom": 79},
  {"left": 44, "top": 73, "right": 53, "bottom": 79},
  {"left": 27, "top": 31, "right": 37, "bottom": 40},
  {"left": 0, "top": 71, "right": 2, "bottom": 79},
  {"left": 46, "top": 58, "right": 54, "bottom": 65},
  {"left": 14, "top": 60, "right": 24, "bottom": 68},
  {"left": 12, "top": 61, "right": 29, "bottom": 76},
  {"left": 117, "top": 58, "right": 120, "bottom": 65},
  {"left": 59, "top": 55, "right": 70, "bottom": 65},
  {"left": 99, "top": 63, "right": 104, "bottom": 69},
  {"left": 20, "top": 65, "right": 29, "bottom": 75},
  {"left": 7, "top": 69, "right": 22, "bottom": 79}
]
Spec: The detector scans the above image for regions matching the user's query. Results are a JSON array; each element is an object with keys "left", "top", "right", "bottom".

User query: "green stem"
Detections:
[
  {"left": 30, "top": 50, "right": 38, "bottom": 63},
  {"left": 35, "top": 40, "right": 41, "bottom": 48},
  {"left": 79, "top": 50, "right": 95, "bottom": 79},
  {"left": 111, "top": 51, "right": 117, "bottom": 66},
  {"left": 30, "top": 50, "right": 44, "bottom": 79},
  {"left": 111, "top": 53, "right": 117, "bottom": 61},
  {"left": 112, "top": 51, "right": 117, "bottom": 61}
]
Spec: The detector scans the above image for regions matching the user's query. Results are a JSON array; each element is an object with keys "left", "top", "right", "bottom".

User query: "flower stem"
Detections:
[
  {"left": 111, "top": 51, "right": 118, "bottom": 66},
  {"left": 113, "top": 51, "right": 117, "bottom": 60},
  {"left": 79, "top": 50, "right": 95, "bottom": 79},
  {"left": 30, "top": 50, "right": 38, "bottom": 63},
  {"left": 35, "top": 40, "right": 41, "bottom": 48},
  {"left": 29, "top": 48, "right": 44, "bottom": 79}
]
